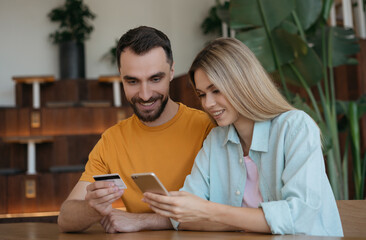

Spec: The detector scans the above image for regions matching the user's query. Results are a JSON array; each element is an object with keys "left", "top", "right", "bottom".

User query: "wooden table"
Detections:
[
  {"left": 12, "top": 76, "right": 55, "bottom": 109},
  {"left": 0, "top": 223, "right": 364, "bottom": 240}
]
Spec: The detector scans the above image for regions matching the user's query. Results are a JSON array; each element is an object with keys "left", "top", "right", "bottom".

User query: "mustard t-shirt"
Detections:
[{"left": 80, "top": 103, "right": 214, "bottom": 213}]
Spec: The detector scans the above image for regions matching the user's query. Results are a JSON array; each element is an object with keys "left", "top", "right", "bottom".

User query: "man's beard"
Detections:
[{"left": 130, "top": 94, "right": 169, "bottom": 122}]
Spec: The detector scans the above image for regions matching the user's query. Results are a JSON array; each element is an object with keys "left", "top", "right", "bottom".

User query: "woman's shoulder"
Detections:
[
  {"left": 274, "top": 109, "right": 316, "bottom": 126},
  {"left": 272, "top": 109, "right": 319, "bottom": 136}
]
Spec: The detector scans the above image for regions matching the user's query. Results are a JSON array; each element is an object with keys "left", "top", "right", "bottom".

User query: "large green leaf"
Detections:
[
  {"left": 310, "top": 26, "right": 360, "bottom": 67},
  {"left": 230, "top": 0, "right": 295, "bottom": 30},
  {"left": 236, "top": 28, "right": 275, "bottom": 72},
  {"left": 280, "top": 20, "right": 298, "bottom": 34},
  {"left": 294, "top": 0, "right": 323, "bottom": 31},
  {"left": 331, "top": 27, "right": 360, "bottom": 67},
  {"left": 236, "top": 28, "right": 308, "bottom": 73},
  {"left": 281, "top": 46, "right": 323, "bottom": 87},
  {"left": 322, "top": 0, "right": 334, "bottom": 22},
  {"left": 272, "top": 29, "right": 308, "bottom": 64}
]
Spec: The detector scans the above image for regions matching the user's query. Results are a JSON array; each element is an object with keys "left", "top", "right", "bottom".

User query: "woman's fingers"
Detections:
[
  {"left": 168, "top": 191, "right": 187, "bottom": 196},
  {"left": 147, "top": 198, "right": 174, "bottom": 211},
  {"left": 143, "top": 192, "right": 170, "bottom": 202},
  {"left": 149, "top": 204, "right": 174, "bottom": 218}
]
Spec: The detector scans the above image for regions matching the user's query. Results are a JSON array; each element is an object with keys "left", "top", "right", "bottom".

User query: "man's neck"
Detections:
[{"left": 141, "top": 99, "right": 179, "bottom": 127}]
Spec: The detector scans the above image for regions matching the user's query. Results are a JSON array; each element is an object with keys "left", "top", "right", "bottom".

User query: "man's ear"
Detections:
[{"left": 170, "top": 62, "right": 175, "bottom": 82}]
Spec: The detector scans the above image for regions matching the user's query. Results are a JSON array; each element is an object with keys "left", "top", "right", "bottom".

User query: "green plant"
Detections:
[
  {"left": 102, "top": 39, "right": 118, "bottom": 66},
  {"left": 228, "top": 0, "right": 365, "bottom": 199},
  {"left": 48, "top": 0, "right": 96, "bottom": 44},
  {"left": 337, "top": 97, "right": 366, "bottom": 199},
  {"left": 201, "top": 0, "right": 230, "bottom": 36}
]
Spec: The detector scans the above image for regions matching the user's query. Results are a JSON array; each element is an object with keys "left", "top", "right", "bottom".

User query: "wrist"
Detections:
[
  {"left": 205, "top": 201, "right": 223, "bottom": 223},
  {"left": 138, "top": 213, "right": 172, "bottom": 231}
]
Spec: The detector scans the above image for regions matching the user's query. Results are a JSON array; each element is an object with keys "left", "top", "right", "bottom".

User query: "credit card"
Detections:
[{"left": 93, "top": 173, "right": 127, "bottom": 189}]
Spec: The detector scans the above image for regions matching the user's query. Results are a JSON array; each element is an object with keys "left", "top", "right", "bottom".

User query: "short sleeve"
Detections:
[{"left": 79, "top": 136, "right": 109, "bottom": 182}]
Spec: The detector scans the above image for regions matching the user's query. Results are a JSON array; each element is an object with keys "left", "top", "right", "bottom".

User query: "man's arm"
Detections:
[
  {"left": 58, "top": 181, "right": 172, "bottom": 233},
  {"left": 100, "top": 208, "right": 173, "bottom": 233},
  {"left": 58, "top": 181, "right": 123, "bottom": 232}
]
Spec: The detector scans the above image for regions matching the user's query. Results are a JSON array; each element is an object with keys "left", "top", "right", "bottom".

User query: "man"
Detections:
[{"left": 57, "top": 26, "right": 214, "bottom": 233}]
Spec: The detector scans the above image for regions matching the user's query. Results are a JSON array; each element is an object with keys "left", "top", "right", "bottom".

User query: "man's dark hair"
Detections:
[{"left": 116, "top": 26, "right": 173, "bottom": 70}]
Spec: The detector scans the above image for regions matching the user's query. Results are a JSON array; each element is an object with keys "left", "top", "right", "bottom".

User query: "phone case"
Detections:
[{"left": 131, "top": 172, "right": 169, "bottom": 195}]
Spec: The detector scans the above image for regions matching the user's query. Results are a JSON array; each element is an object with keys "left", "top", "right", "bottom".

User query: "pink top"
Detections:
[{"left": 241, "top": 155, "right": 263, "bottom": 208}]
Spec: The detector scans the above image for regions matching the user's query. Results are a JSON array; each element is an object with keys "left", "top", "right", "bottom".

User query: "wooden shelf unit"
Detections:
[{"left": 0, "top": 74, "right": 200, "bottom": 215}]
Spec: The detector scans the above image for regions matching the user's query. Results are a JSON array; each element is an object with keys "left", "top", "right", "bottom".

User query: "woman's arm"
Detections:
[{"left": 143, "top": 191, "right": 270, "bottom": 233}]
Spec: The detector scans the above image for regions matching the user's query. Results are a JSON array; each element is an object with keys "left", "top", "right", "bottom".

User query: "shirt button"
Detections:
[
  {"left": 239, "top": 158, "right": 243, "bottom": 164},
  {"left": 235, "top": 190, "right": 240, "bottom": 195}
]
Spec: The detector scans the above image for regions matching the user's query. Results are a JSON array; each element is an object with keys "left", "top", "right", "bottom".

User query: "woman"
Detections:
[{"left": 143, "top": 38, "right": 343, "bottom": 236}]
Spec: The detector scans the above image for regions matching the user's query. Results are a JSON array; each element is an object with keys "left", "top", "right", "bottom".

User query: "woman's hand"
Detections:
[{"left": 143, "top": 191, "right": 210, "bottom": 223}]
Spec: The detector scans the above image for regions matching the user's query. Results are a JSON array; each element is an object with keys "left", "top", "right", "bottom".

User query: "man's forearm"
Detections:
[
  {"left": 98, "top": 209, "right": 173, "bottom": 233},
  {"left": 58, "top": 199, "right": 102, "bottom": 232},
  {"left": 139, "top": 213, "right": 173, "bottom": 231}
]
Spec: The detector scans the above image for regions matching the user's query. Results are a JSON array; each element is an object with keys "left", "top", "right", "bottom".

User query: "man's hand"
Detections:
[
  {"left": 100, "top": 209, "right": 175, "bottom": 233},
  {"left": 85, "top": 181, "right": 124, "bottom": 216},
  {"left": 100, "top": 209, "right": 146, "bottom": 233}
]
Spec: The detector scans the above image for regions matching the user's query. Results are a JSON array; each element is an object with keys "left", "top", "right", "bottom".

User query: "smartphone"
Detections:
[
  {"left": 93, "top": 173, "right": 127, "bottom": 189},
  {"left": 131, "top": 172, "right": 169, "bottom": 196}
]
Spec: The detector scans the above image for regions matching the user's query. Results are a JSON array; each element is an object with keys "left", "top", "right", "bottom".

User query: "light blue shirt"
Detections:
[{"left": 176, "top": 110, "right": 343, "bottom": 236}]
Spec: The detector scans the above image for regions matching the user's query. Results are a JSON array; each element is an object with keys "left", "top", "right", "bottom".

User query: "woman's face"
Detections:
[{"left": 194, "top": 69, "right": 239, "bottom": 127}]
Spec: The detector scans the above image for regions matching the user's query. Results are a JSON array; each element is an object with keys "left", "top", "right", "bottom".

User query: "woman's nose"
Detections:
[{"left": 203, "top": 94, "right": 216, "bottom": 109}]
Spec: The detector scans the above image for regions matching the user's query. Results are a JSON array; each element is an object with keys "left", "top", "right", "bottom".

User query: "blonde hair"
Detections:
[{"left": 189, "top": 38, "right": 294, "bottom": 122}]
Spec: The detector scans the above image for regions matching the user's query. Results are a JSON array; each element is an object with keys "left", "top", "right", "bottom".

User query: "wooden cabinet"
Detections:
[{"left": 0, "top": 75, "right": 199, "bottom": 215}]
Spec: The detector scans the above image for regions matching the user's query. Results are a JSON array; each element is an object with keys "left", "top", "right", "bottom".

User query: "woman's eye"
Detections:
[
  {"left": 213, "top": 89, "right": 220, "bottom": 94},
  {"left": 197, "top": 93, "right": 205, "bottom": 98}
]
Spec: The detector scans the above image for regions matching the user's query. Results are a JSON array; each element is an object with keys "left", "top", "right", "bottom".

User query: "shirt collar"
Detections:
[
  {"left": 250, "top": 120, "right": 270, "bottom": 152},
  {"left": 223, "top": 120, "right": 271, "bottom": 153},
  {"left": 223, "top": 125, "right": 240, "bottom": 145}
]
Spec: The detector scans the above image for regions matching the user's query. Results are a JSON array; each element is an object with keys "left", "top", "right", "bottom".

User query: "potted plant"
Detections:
[
  {"left": 48, "top": 0, "right": 96, "bottom": 79},
  {"left": 102, "top": 39, "right": 119, "bottom": 66},
  {"left": 228, "top": 0, "right": 365, "bottom": 200},
  {"left": 201, "top": 0, "right": 230, "bottom": 37}
]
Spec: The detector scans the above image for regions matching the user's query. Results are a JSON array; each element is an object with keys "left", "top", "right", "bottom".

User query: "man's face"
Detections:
[{"left": 119, "top": 47, "right": 174, "bottom": 123}]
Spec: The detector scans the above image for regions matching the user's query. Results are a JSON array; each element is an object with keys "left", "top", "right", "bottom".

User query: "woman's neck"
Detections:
[{"left": 233, "top": 117, "right": 255, "bottom": 156}]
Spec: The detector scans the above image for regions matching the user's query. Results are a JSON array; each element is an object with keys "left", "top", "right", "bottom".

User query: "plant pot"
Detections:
[{"left": 59, "top": 41, "right": 85, "bottom": 80}]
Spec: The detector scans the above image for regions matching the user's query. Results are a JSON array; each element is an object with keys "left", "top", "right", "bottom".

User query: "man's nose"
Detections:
[{"left": 139, "top": 82, "right": 153, "bottom": 101}]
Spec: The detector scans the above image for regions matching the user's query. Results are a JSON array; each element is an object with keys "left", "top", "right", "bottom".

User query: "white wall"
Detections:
[{"left": 0, "top": 0, "right": 215, "bottom": 106}]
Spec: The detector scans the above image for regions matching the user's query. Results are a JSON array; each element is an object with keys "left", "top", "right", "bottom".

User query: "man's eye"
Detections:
[
  {"left": 152, "top": 78, "right": 161, "bottom": 82},
  {"left": 127, "top": 80, "right": 137, "bottom": 84}
]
